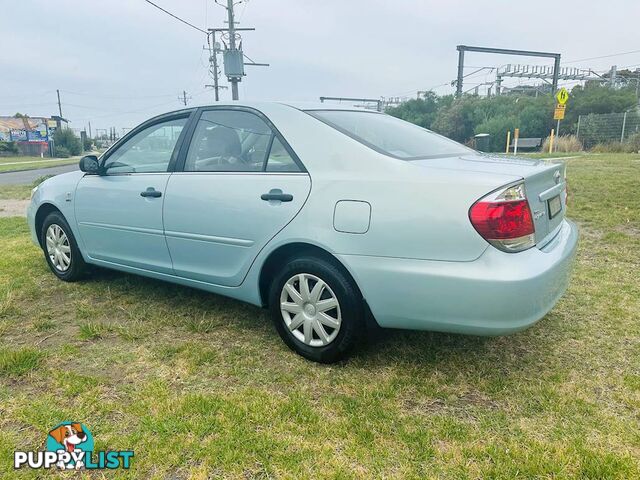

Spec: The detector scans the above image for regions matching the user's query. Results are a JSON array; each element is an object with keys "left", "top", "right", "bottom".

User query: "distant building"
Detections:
[{"left": 0, "top": 115, "right": 68, "bottom": 156}]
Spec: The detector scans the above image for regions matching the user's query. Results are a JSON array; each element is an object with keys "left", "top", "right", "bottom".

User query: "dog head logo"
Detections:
[
  {"left": 48, "top": 423, "right": 88, "bottom": 452},
  {"left": 45, "top": 422, "right": 94, "bottom": 469}
]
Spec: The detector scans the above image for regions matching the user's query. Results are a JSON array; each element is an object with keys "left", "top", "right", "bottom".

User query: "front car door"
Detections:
[
  {"left": 163, "top": 107, "right": 311, "bottom": 286},
  {"left": 75, "top": 112, "right": 191, "bottom": 274}
]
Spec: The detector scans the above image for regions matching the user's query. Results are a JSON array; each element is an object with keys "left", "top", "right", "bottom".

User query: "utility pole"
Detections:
[
  {"left": 56, "top": 89, "right": 63, "bottom": 118},
  {"left": 210, "top": 0, "right": 268, "bottom": 101},
  {"left": 204, "top": 31, "right": 227, "bottom": 101},
  {"left": 207, "top": 32, "right": 220, "bottom": 101},
  {"left": 178, "top": 90, "right": 191, "bottom": 106},
  {"left": 455, "top": 49, "right": 465, "bottom": 97},
  {"left": 226, "top": 0, "right": 239, "bottom": 100},
  {"left": 88, "top": 121, "right": 92, "bottom": 139},
  {"left": 609, "top": 65, "right": 617, "bottom": 87}
]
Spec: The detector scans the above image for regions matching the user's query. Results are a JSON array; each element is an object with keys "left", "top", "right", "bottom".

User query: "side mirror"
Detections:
[{"left": 79, "top": 155, "right": 100, "bottom": 174}]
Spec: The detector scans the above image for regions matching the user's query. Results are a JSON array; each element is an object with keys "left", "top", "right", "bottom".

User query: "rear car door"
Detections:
[
  {"left": 163, "top": 107, "right": 311, "bottom": 286},
  {"left": 75, "top": 113, "right": 191, "bottom": 273}
]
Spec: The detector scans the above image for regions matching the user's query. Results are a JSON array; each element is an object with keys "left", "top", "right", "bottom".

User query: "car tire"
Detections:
[
  {"left": 41, "top": 211, "right": 86, "bottom": 282},
  {"left": 268, "top": 255, "right": 364, "bottom": 363}
]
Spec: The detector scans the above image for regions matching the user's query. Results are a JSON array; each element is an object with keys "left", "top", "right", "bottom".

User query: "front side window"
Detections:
[
  {"left": 308, "top": 110, "right": 472, "bottom": 160},
  {"left": 103, "top": 117, "right": 187, "bottom": 174},
  {"left": 184, "top": 110, "right": 273, "bottom": 172}
]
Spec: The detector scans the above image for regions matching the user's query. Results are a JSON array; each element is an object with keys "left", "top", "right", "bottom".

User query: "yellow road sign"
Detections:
[
  {"left": 554, "top": 104, "right": 566, "bottom": 120},
  {"left": 556, "top": 87, "right": 569, "bottom": 105}
]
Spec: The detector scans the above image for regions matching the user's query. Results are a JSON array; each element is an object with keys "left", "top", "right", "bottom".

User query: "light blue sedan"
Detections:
[{"left": 28, "top": 102, "right": 578, "bottom": 363}]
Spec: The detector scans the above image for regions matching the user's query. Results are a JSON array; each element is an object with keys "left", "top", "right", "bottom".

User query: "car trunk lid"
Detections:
[{"left": 411, "top": 154, "right": 567, "bottom": 246}]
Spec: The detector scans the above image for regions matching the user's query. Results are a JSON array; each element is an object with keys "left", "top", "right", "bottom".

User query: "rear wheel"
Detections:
[
  {"left": 41, "top": 211, "right": 86, "bottom": 282},
  {"left": 269, "top": 256, "right": 363, "bottom": 363}
]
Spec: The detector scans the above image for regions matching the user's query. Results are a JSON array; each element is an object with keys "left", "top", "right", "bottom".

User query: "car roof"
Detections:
[
  {"left": 181, "top": 100, "right": 379, "bottom": 113},
  {"left": 143, "top": 101, "right": 380, "bottom": 129},
  {"left": 277, "top": 101, "right": 378, "bottom": 112}
]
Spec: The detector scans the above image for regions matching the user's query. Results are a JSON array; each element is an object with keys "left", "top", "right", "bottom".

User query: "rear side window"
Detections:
[
  {"left": 185, "top": 110, "right": 272, "bottom": 172},
  {"left": 184, "top": 109, "right": 303, "bottom": 173},
  {"left": 266, "top": 137, "right": 300, "bottom": 172},
  {"left": 308, "top": 110, "right": 472, "bottom": 160}
]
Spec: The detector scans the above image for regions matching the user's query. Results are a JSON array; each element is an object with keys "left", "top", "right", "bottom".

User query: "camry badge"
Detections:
[{"left": 554, "top": 170, "right": 561, "bottom": 184}]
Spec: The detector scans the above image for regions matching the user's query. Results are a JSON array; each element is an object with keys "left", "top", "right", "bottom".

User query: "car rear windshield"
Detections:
[{"left": 307, "top": 110, "right": 472, "bottom": 160}]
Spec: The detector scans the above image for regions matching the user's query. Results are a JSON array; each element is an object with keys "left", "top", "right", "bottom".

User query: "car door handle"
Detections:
[
  {"left": 261, "top": 189, "right": 293, "bottom": 202},
  {"left": 140, "top": 187, "right": 162, "bottom": 198}
]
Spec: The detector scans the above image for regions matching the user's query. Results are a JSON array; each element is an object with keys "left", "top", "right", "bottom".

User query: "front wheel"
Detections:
[
  {"left": 41, "top": 211, "right": 87, "bottom": 282},
  {"left": 268, "top": 256, "right": 364, "bottom": 363}
]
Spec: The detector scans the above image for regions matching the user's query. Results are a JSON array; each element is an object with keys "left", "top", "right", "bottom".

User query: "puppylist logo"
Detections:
[{"left": 14, "top": 422, "right": 134, "bottom": 471}]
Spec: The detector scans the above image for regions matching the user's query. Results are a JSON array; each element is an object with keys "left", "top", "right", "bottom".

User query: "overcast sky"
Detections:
[{"left": 2, "top": 0, "right": 639, "bottom": 133}]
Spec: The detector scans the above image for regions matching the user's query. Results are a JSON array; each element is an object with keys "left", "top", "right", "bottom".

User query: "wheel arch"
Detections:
[
  {"left": 258, "top": 242, "right": 362, "bottom": 307},
  {"left": 34, "top": 203, "right": 63, "bottom": 248}
]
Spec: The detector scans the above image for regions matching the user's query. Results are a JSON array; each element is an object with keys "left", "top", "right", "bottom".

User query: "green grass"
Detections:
[
  {"left": 0, "top": 156, "right": 78, "bottom": 173},
  {"left": 0, "top": 348, "right": 44, "bottom": 377},
  {"left": 0, "top": 184, "right": 32, "bottom": 200},
  {"left": 78, "top": 321, "right": 113, "bottom": 340},
  {"left": 520, "top": 151, "right": 587, "bottom": 158},
  {"left": 0, "top": 177, "right": 53, "bottom": 200},
  {"left": 0, "top": 154, "right": 639, "bottom": 478}
]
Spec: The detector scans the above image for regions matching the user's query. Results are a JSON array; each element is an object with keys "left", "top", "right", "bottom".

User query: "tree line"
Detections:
[{"left": 386, "top": 84, "right": 638, "bottom": 151}]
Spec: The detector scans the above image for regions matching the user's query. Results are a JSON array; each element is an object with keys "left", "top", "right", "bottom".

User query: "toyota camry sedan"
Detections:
[{"left": 28, "top": 102, "right": 578, "bottom": 363}]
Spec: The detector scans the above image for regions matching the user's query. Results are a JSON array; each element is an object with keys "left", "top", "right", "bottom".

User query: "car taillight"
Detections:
[{"left": 469, "top": 182, "right": 535, "bottom": 253}]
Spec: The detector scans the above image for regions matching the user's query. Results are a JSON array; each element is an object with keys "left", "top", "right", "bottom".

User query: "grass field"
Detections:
[
  {"left": 0, "top": 156, "right": 78, "bottom": 173},
  {"left": 0, "top": 154, "right": 639, "bottom": 478},
  {"left": 0, "top": 184, "right": 32, "bottom": 200}
]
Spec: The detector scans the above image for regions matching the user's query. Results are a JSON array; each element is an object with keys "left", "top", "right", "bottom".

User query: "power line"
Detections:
[
  {"left": 61, "top": 90, "right": 178, "bottom": 100},
  {"left": 143, "top": 0, "right": 207, "bottom": 34},
  {"left": 0, "top": 101, "right": 58, "bottom": 108},
  {"left": 564, "top": 49, "right": 640, "bottom": 65},
  {"left": 386, "top": 82, "right": 450, "bottom": 99},
  {"left": 71, "top": 99, "right": 185, "bottom": 121},
  {"left": 462, "top": 67, "right": 494, "bottom": 79},
  {"left": 69, "top": 89, "right": 212, "bottom": 120}
]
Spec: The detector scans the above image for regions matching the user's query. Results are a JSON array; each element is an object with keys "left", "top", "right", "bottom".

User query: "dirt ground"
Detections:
[{"left": 0, "top": 199, "right": 29, "bottom": 217}]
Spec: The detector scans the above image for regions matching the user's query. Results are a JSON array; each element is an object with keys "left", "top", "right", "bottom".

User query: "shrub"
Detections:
[
  {"left": 52, "top": 128, "right": 82, "bottom": 156},
  {"left": 32, "top": 175, "right": 53, "bottom": 187},
  {"left": 541, "top": 135, "right": 583, "bottom": 153},
  {"left": 625, "top": 132, "right": 640, "bottom": 153},
  {"left": 590, "top": 142, "right": 630, "bottom": 153},
  {"left": 591, "top": 134, "right": 640, "bottom": 153},
  {"left": 474, "top": 115, "right": 519, "bottom": 152},
  {"left": 55, "top": 146, "right": 70, "bottom": 158},
  {"left": 83, "top": 136, "right": 93, "bottom": 151},
  {"left": 0, "top": 141, "right": 19, "bottom": 155}
]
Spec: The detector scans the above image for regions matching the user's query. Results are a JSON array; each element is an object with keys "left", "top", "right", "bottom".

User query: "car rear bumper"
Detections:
[{"left": 338, "top": 219, "right": 579, "bottom": 335}]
